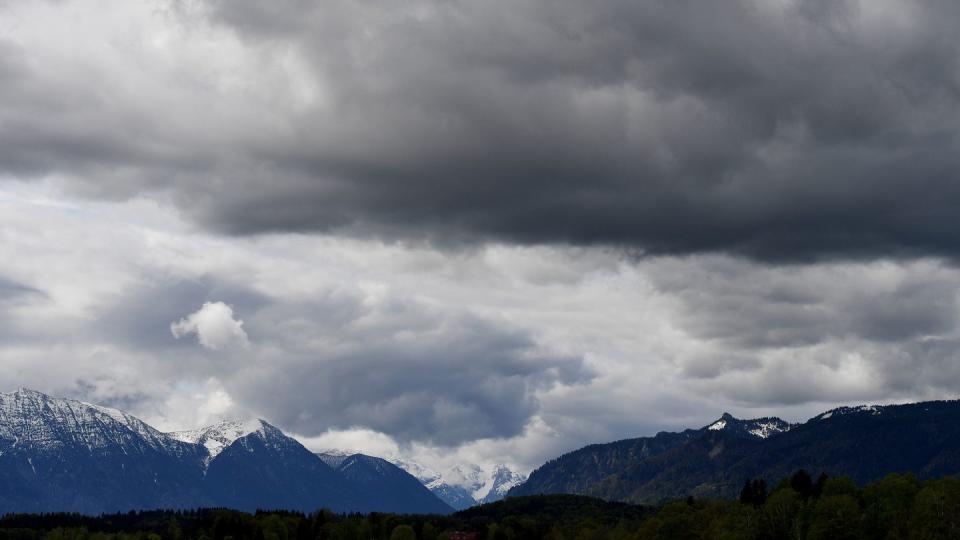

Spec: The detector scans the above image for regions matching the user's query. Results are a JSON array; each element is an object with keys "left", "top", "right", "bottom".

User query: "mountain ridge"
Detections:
[
  {"left": 390, "top": 458, "right": 526, "bottom": 510},
  {"left": 0, "top": 388, "right": 452, "bottom": 515},
  {"left": 509, "top": 400, "right": 960, "bottom": 503},
  {"left": 317, "top": 452, "right": 453, "bottom": 514}
]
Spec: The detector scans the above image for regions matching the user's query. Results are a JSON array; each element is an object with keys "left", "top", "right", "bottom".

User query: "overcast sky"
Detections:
[{"left": 2, "top": 0, "right": 960, "bottom": 473}]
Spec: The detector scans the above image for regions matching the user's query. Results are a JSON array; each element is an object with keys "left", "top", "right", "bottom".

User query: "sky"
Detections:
[{"left": 2, "top": 0, "right": 960, "bottom": 474}]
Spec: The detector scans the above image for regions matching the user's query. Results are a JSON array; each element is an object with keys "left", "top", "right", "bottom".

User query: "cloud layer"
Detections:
[
  {"left": 3, "top": 182, "right": 960, "bottom": 473},
  {"left": 3, "top": 0, "right": 960, "bottom": 260},
  {"left": 2, "top": 0, "right": 960, "bottom": 475}
]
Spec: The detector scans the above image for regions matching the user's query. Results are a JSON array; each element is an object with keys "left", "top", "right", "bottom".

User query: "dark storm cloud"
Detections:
[
  {"left": 0, "top": 277, "right": 41, "bottom": 302},
  {"left": 0, "top": 276, "right": 46, "bottom": 342},
  {"left": 85, "top": 270, "right": 593, "bottom": 445},
  {"left": 232, "top": 299, "right": 593, "bottom": 446},
  {"left": 639, "top": 255, "right": 960, "bottom": 409},
  {"left": 648, "top": 257, "right": 960, "bottom": 351},
  {"left": 95, "top": 277, "right": 269, "bottom": 349},
  {"left": 4, "top": 0, "right": 960, "bottom": 260}
]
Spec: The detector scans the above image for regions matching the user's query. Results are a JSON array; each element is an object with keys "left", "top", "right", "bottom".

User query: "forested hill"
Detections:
[
  {"left": 510, "top": 399, "right": 960, "bottom": 503},
  {"left": 2, "top": 473, "right": 960, "bottom": 539}
]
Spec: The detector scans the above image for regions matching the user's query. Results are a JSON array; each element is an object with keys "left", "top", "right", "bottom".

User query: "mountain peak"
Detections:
[
  {"left": 6, "top": 387, "right": 58, "bottom": 402},
  {"left": 0, "top": 387, "right": 178, "bottom": 454},
  {"left": 511, "top": 399, "right": 960, "bottom": 505},
  {"left": 168, "top": 418, "right": 280, "bottom": 462},
  {"left": 703, "top": 414, "right": 793, "bottom": 439},
  {"left": 706, "top": 413, "right": 736, "bottom": 431},
  {"left": 0, "top": 390, "right": 453, "bottom": 515},
  {"left": 817, "top": 404, "right": 883, "bottom": 420}
]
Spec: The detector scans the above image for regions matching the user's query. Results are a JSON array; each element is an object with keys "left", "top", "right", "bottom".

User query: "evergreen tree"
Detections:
[{"left": 790, "top": 470, "right": 813, "bottom": 499}]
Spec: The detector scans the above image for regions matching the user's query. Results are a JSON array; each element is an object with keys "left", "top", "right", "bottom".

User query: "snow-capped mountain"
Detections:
[
  {"left": 0, "top": 387, "right": 193, "bottom": 455},
  {"left": 0, "top": 388, "right": 209, "bottom": 514},
  {"left": 169, "top": 419, "right": 282, "bottom": 466},
  {"left": 316, "top": 448, "right": 354, "bottom": 469},
  {"left": 482, "top": 464, "right": 526, "bottom": 503},
  {"left": 200, "top": 419, "right": 367, "bottom": 513},
  {"left": 511, "top": 401, "right": 960, "bottom": 503},
  {"left": 391, "top": 459, "right": 527, "bottom": 510},
  {"left": 703, "top": 412, "right": 794, "bottom": 439},
  {"left": 0, "top": 388, "right": 450, "bottom": 515},
  {"left": 318, "top": 452, "right": 453, "bottom": 514},
  {"left": 814, "top": 404, "right": 882, "bottom": 420}
]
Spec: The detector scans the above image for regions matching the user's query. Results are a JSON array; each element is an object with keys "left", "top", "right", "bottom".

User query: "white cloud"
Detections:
[
  {"left": 297, "top": 428, "right": 401, "bottom": 459},
  {"left": 171, "top": 301, "right": 250, "bottom": 350},
  {"left": 3, "top": 181, "right": 960, "bottom": 475}
]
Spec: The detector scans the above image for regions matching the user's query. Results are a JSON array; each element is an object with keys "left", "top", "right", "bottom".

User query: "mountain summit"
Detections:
[
  {"left": 0, "top": 387, "right": 188, "bottom": 454},
  {"left": 170, "top": 419, "right": 283, "bottom": 466},
  {"left": 391, "top": 459, "right": 527, "bottom": 510},
  {"left": 510, "top": 400, "right": 960, "bottom": 503},
  {"left": 0, "top": 388, "right": 208, "bottom": 514},
  {"left": 702, "top": 413, "right": 794, "bottom": 439},
  {"left": 318, "top": 452, "right": 453, "bottom": 514},
  {"left": 0, "top": 389, "right": 451, "bottom": 515}
]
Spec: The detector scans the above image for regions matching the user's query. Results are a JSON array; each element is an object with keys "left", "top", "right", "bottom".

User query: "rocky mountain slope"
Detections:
[
  {"left": 0, "top": 389, "right": 450, "bottom": 515},
  {"left": 318, "top": 452, "right": 452, "bottom": 514},
  {"left": 391, "top": 459, "right": 526, "bottom": 510},
  {"left": 510, "top": 401, "right": 960, "bottom": 503}
]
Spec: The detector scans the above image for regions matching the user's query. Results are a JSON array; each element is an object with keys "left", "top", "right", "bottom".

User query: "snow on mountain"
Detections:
[
  {"left": 315, "top": 452, "right": 454, "bottom": 514},
  {"left": 707, "top": 419, "right": 727, "bottom": 431},
  {"left": 169, "top": 419, "right": 272, "bottom": 462},
  {"left": 481, "top": 465, "right": 526, "bottom": 503},
  {"left": 391, "top": 458, "right": 527, "bottom": 509},
  {"left": 747, "top": 421, "right": 789, "bottom": 439},
  {"left": 0, "top": 387, "right": 186, "bottom": 455},
  {"left": 701, "top": 413, "right": 794, "bottom": 440},
  {"left": 317, "top": 449, "right": 354, "bottom": 469},
  {"left": 318, "top": 451, "right": 402, "bottom": 476},
  {"left": 0, "top": 388, "right": 454, "bottom": 515},
  {"left": 816, "top": 404, "right": 883, "bottom": 420},
  {"left": 391, "top": 457, "right": 441, "bottom": 484}
]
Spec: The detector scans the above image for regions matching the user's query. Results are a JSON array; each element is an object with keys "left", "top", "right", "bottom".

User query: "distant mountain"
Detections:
[
  {"left": 317, "top": 452, "right": 453, "bottom": 514},
  {"left": 480, "top": 465, "right": 527, "bottom": 504},
  {"left": 0, "top": 389, "right": 449, "bottom": 515},
  {"left": 392, "top": 459, "right": 526, "bottom": 510},
  {"left": 509, "top": 400, "right": 960, "bottom": 503},
  {"left": 196, "top": 420, "right": 365, "bottom": 513},
  {"left": 702, "top": 412, "right": 794, "bottom": 440},
  {"left": 0, "top": 388, "right": 209, "bottom": 514}
]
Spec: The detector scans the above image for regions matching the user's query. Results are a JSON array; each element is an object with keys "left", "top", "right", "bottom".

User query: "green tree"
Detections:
[
  {"left": 862, "top": 473, "right": 919, "bottom": 540},
  {"left": 910, "top": 478, "right": 960, "bottom": 540},
  {"left": 790, "top": 470, "right": 813, "bottom": 499},
  {"left": 651, "top": 501, "right": 700, "bottom": 540},
  {"left": 390, "top": 525, "right": 416, "bottom": 540},
  {"left": 760, "top": 488, "right": 801, "bottom": 540},
  {"left": 740, "top": 479, "right": 768, "bottom": 506},
  {"left": 820, "top": 477, "right": 860, "bottom": 498},
  {"left": 807, "top": 494, "right": 861, "bottom": 540}
]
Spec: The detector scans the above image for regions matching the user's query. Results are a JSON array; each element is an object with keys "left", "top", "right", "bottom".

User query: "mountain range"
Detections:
[
  {"left": 391, "top": 459, "right": 526, "bottom": 510},
  {"left": 10, "top": 386, "right": 960, "bottom": 515},
  {"left": 0, "top": 388, "right": 452, "bottom": 515},
  {"left": 509, "top": 401, "right": 960, "bottom": 503}
]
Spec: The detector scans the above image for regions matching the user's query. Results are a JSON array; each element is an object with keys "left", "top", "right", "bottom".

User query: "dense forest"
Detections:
[{"left": 2, "top": 472, "right": 960, "bottom": 540}]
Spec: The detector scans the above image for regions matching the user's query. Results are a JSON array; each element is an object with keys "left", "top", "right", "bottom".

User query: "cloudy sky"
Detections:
[{"left": 2, "top": 0, "right": 960, "bottom": 473}]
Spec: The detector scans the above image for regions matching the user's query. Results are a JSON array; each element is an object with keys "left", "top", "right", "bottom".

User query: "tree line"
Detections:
[{"left": 2, "top": 471, "right": 960, "bottom": 539}]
